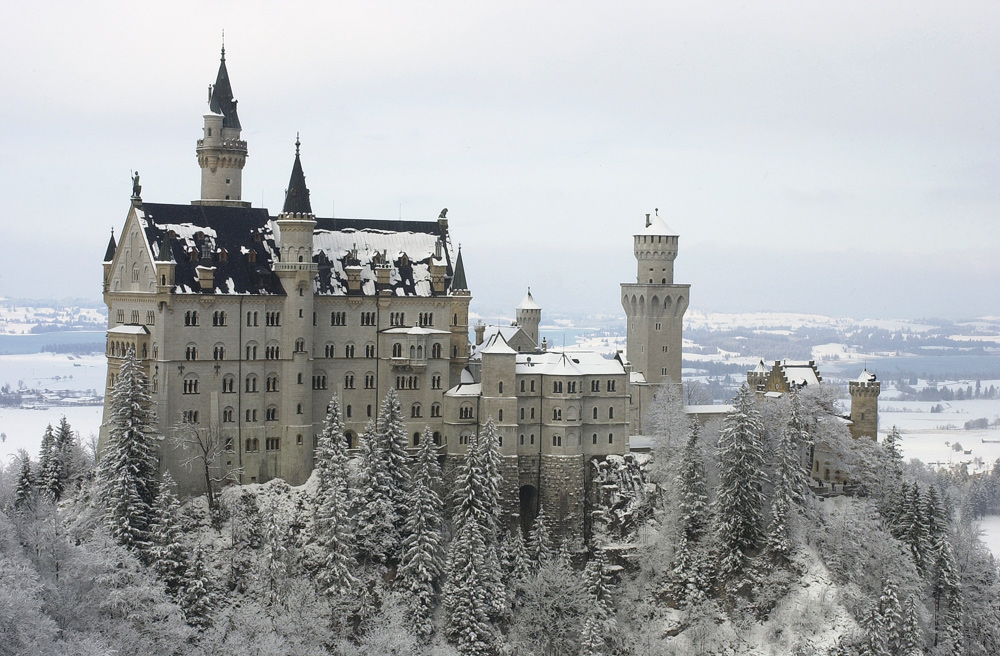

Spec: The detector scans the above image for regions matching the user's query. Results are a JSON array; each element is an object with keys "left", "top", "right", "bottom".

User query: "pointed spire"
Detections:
[
  {"left": 104, "top": 229, "right": 117, "bottom": 262},
  {"left": 452, "top": 246, "right": 468, "bottom": 291},
  {"left": 208, "top": 39, "right": 240, "bottom": 130},
  {"left": 282, "top": 135, "right": 312, "bottom": 215}
]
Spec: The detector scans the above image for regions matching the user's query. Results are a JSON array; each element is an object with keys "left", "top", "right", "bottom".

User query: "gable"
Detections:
[{"left": 108, "top": 207, "right": 157, "bottom": 294}]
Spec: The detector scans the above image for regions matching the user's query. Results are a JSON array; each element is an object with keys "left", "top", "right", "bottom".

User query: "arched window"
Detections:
[
  {"left": 266, "top": 406, "right": 278, "bottom": 421},
  {"left": 345, "top": 343, "right": 355, "bottom": 358},
  {"left": 431, "top": 402, "right": 441, "bottom": 417},
  {"left": 223, "top": 407, "right": 234, "bottom": 422},
  {"left": 182, "top": 376, "right": 199, "bottom": 394},
  {"left": 410, "top": 345, "right": 416, "bottom": 359},
  {"left": 213, "top": 343, "right": 225, "bottom": 360},
  {"left": 609, "top": 433, "right": 614, "bottom": 444},
  {"left": 498, "top": 409, "right": 503, "bottom": 421},
  {"left": 295, "top": 338, "right": 306, "bottom": 352},
  {"left": 498, "top": 381, "right": 503, "bottom": 394},
  {"left": 414, "top": 432, "right": 420, "bottom": 446},
  {"left": 593, "top": 407, "right": 598, "bottom": 419},
  {"left": 432, "top": 343, "right": 442, "bottom": 359},
  {"left": 433, "top": 431, "right": 441, "bottom": 445},
  {"left": 245, "top": 374, "right": 257, "bottom": 393},
  {"left": 222, "top": 375, "right": 235, "bottom": 393},
  {"left": 411, "top": 403, "right": 422, "bottom": 418},
  {"left": 392, "top": 343, "right": 402, "bottom": 358},
  {"left": 185, "top": 344, "right": 198, "bottom": 361},
  {"left": 520, "top": 408, "right": 525, "bottom": 421},
  {"left": 553, "top": 434, "right": 562, "bottom": 447},
  {"left": 609, "top": 407, "right": 614, "bottom": 419},
  {"left": 593, "top": 433, "right": 598, "bottom": 444},
  {"left": 520, "top": 380, "right": 525, "bottom": 393},
  {"left": 266, "top": 374, "right": 279, "bottom": 392},
  {"left": 520, "top": 434, "right": 525, "bottom": 445}
]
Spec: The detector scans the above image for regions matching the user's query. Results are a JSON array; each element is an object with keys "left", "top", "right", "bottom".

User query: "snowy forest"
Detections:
[{"left": 3, "top": 348, "right": 1000, "bottom": 655}]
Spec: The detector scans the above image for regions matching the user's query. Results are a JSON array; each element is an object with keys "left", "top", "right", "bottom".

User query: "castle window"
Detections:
[
  {"left": 325, "top": 343, "right": 335, "bottom": 358},
  {"left": 411, "top": 404, "right": 421, "bottom": 418},
  {"left": 365, "top": 373, "right": 375, "bottom": 389},
  {"left": 431, "top": 403, "right": 441, "bottom": 418},
  {"left": 265, "top": 406, "right": 277, "bottom": 421},
  {"left": 553, "top": 435, "right": 562, "bottom": 447},
  {"left": 531, "top": 407, "right": 535, "bottom": 419},
  {"left": 520, "top": 408, "right": 525, "bottom": 421},
  {"left": 246, "top": 343, "right": 258, "bottom": 360},
  {"left": 346, "top": 405, "right": 352, "bottom": 418},
  {"left": 390, "top": 312, "right": 405, "bottom": 326},
  {"left": 360, "top": 312, "right": 376, "bottom": 326},
  {"left": 433, "top": 432, "right": 441, "bottom": 445},
  {"left": 266, "top": 374, "right": 279, "bottom": 392},
  {"left": 331, "top": 312, "right": 346, "bottom": 326},
  {"left": 520, "top": 434, "right": 524, "bottom": 445},
  {"left": 245, "top": 409, "right": 258, "bottom": 422},
  {"left": 410, "top": 345, "right": 416, "bottom": 359},
  {"left": 182, "top": 377, "right": 199, "bottom": 394},
  {"left": 432, "top": 343, "right": 442, "bottom": 359},
  {"left": 498, "top": 381, "right": 503, "bottom": 394},
  {"left": 553, "top": 408, "right": 562, "bottom": 421},
  {"left": 414, "top": 432, "right": 420, "bottom": 446},
  {"left": 608, "top": 380, "right": 616, "bottom": 392},
  {"left": 432, "top": 374, "right": 441, "bottom": 389},
  {"left": 131, "top": 310, "right": 140, "bottom": 324},
  {"left": 184, "top": 310, "right": 199, "bottom": 326},
  {"left": 116, "top": 309, "right": 125, "bottom": 324},
  {"left": 520, "top": 380, "right": 525, "bottom": 393},
  {"left": 365, "top": 343, "right": 376, "bottom": 358},
  {"left": 265, "top": 344, "right": 280, "bottom": 360},
  {"left": 392, "top": 343, "right": 403, "bottom": 358},
  {"left": 345, "top": 344, "right": 355, "bottom": 358},
  {"left": 245, "top": 375, "right": 257, "bottom": 393},
  {"left": 553, "top": 381, "right": 563, "bottom": 393},
  {"left": 213, "top": 311, "right": 227, "bottom": 326},
  {"left": 182, "top": 410, "right": 199, "bottom": 424},
  {"left": 312, "top": 374, "right": 328, "bottom": 390},
  {"left": 453, "top": 346, "right": 458, "bottom": 357},
  {"left": 223, "top": 407, "right": 234, "bottom": 422},
  {"left": 367, "top": 404, "right": 373, "bottom": 417},
  {"left": 185, "top": 344, "right": 198, "bottom": 361},
  {"left": 593, "top": 433, "right": 598, "bottom": 445},
  {"left": 295, "top": 338, "right": 306, "bottom": 352},
  {"left": 662, "top": 346, "right": 668, "bottom": 352},
  {"left": 593, "top": 407, "right": 598, "bottom": 419},
  {"left": 161, "top": 274, "right": 166, "bottom": 285},
  {"left": 213, "top": 344, "right": 225, "bottom": 360},
  {"left": 313, "top": 312, "right": 317, "bottom": 326},
  {"left": 568, "top": 382, "right": 576, "bottom": 393},
  {"left": 530, "top": 434, "right": 535, "bottom": 444},
  {"left": 661, "top": 367, "right": 668, "bottom": 376},
  {"left": 265, "top": 311, "right": 281, "bottom": 326},
  {"left": 655, "top": 323, "right": 661, "bottom": 331},
  {"left": 609, "top": 433, "right": 614, "bottom": 444},
  {"left": 609, "top": 407, "right": 614, "bottom": 419},
  {"left": 498, "top": 409, "right": 503, "bottom": 422},
  {"left": 146, "top": 310, "right": 155, "bottom": 325},
  {"left": 297, "top": 434, "right": 303, "bottom": 445},
  {"left": 297, "top": 373, "right": 303, "bottom": 384},
  {"left": 460, "top": 404, "right": 474, "bottom": 420},
  {"left": 266, "top": 437, "right": 280, "bottom": 451},
  {"left": 132, "top": 266, "right": 139, "bottom": 283},
  {"left": 222, "top": 375, "right": 235, "bottom": 393},
  {"left": 530, "top": 380, "right": 535, "bottom": 392},
  {"left": 345, "top": 374, "right": 355, "bottom": 389},
  {"left": 297, "top": 403, "right": 303, "bottom": 414}
]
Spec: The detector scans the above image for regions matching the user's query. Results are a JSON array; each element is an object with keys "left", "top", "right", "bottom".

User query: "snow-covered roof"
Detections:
[
  {"left": 445, "top": 382, "right": 482, "bottom": 397},
  {"left": 684, "top": 404, "right": 734, "bottom": 415},
  {"left": 779, "top": 361, "right": 821, "bottom": 387},
  {"left": 514, "top": 349, "right": 626, "bottom": 376},
  {"left": 460, "top": 368, "right": 476, "bottom": 385},
  {"left": 630, "top": 371, "right": 648, "bottom": 384},
  {"left": 641, "top": 214, "right": 676, "bottom": 236},
  {"left": 517, "top": 289, "right": 541, "bottom": 310},
  {"left": 480, "top": 332, "right": 517, "bottom": 355},
  {"left": 381, "top": 325, "right": 450, "bottom": 336},
  {"left": 752, "top": 359, "right": 769, "bottom": 374},
  {"left": 856, "top": 369, "right": 876, "bottom": 383},
  {"left": 107, "top": 324, "right": 150, "bottom": 335}
]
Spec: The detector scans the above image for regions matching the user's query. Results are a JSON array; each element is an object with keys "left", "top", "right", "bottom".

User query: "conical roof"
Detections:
[
  {"left": 282, "top": 137, "right": 312, "bottom": 215},
  {"left": 517, "top": 288, "right": 540, "bottom": 310},
  {"left": 209, "top": 45, "right": 241, "bottom": 130},
  {"left": 452, "top": 247, "right": 468, "bottom": 291},
  {"left": 103, "top": 231, "right": 117, "bottom": 262}
]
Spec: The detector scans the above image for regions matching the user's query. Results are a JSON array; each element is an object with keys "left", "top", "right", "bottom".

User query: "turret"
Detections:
[
  {"left": 515, "top": 287, "right": 541, "bottom": 348},
  {"left": 102, "top": 229, "right": 117, "bottom": 292},
  {"left": 849, "top": 369, "right": 880, "bottom": 439},
  {"left": 194, "top": 44, "right": 249, "bottom": 207}
]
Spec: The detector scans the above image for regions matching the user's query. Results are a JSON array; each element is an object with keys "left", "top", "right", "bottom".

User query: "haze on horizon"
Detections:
[{"left": 1, "top": 1, "right": 997, "bottom": 321}]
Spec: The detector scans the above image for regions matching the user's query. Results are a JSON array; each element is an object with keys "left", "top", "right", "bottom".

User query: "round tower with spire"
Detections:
[
  {"left": 195, "top": 42, "right": 249, "bottom": 207},
  {"left": 515, "top": 287, "right": 542, "bottom": 348}
]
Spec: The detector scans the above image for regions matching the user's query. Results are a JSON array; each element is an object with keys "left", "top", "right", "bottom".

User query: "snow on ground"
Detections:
[
  {"left": 0, "top": 405, "right": 103, "bottom": 464},
  {"left": 883, "top": 398, "right": 1000, "bottom": 474},
  {"left": 0, "top": 352, "right": 107, "bottom": 392},
  {"left": 976, "top": 515, "right": 1000, "bottom": 559}
]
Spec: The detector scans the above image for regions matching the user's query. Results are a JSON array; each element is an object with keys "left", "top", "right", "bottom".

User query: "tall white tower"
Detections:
[
  {"left": 621, "top": 211, "right": 689, "bottom": 386},
  {"left": 194, "top": 44, "right": 249, "bottom": 207}
]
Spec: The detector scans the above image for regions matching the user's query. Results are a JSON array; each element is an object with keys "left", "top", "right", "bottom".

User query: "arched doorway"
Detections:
[
  {"left": 344, "top": 430, "right": 356, "bottom": 449},
  {"left": 519, "top": 485, "right": 538, "bottom": 536}
]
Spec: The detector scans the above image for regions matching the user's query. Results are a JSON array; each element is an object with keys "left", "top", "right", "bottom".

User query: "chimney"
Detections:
[
  {"left": 474, "top": 322, "right": 486, "bottom": 346},
  {"left": 346, "top": 265, "right": 362, "bottom": 293},
  {"left": 645, "top": 213, "right": 651, "bottom": 228}
]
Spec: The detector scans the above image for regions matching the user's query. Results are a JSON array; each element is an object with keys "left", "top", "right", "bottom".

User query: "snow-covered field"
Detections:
[
  {"left": 0, "top": 352, "right": 107, "bottom": 392},
  {"left": 881, "top": 399, "right": 1000, "bottom": 474},
  {"left": 0, "top": 300, "right": 105, "bottom": 335},
  {"left": 976, "top": 515, "right": 1000, "bottom": 559},
  {"left": 0, "top": 405, "right": 103, "bottom": 464}
]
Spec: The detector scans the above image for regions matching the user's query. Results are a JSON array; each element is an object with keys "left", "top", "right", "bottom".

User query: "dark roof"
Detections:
[
  {"left": 139, "top": 203, "right": 283, "bottom": 295},
  {"left": 103, "top": 231, "right": 117, "bottom": 262},
  {"left": 452, "top": 247, "right": 468, "bottom": 291},
  {"left": 208, "top": 46, "right": 241, "bottom": 130},
  {"left": 282, "top": 139, "right": 312, "bottom": 215}
]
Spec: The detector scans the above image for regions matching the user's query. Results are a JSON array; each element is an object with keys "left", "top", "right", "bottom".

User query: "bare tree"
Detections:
[
  {"left": 684, "top": 380, "right": 714, "bottom": 406},
  {"left": 170, "top": 420, "right": 242, "bottom": 511}
]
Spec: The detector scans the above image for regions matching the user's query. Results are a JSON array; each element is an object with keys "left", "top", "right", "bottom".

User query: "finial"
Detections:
[
  {"left": 655, "top": 207, "right": 659, "bottom": 216},
  {"left": 221, "top": 30, "right": 225, "bottom": 59},
  {"left": 295, "top": 132, "right": 300, "bottom": 155},
  {"left": 111, "top": 227, "right": 114, "bottom": 238}
]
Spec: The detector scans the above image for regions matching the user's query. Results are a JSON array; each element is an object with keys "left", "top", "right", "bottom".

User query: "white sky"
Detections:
[{"left": 1, "top": 1, "right": 997, "bottom": 319}]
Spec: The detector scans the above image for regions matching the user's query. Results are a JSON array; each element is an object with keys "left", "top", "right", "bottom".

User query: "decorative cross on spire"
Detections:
[
  {"left": 295, "top": 132, "right": 301, "bottom": 155},
  {"left": 221, "top": 29, "right": 225, "bottom": 59}
]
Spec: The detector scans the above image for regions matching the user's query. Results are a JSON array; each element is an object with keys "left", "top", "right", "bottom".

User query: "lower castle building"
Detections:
[{"left": 100, "top": 46, "right": 687, "bottom": 542}]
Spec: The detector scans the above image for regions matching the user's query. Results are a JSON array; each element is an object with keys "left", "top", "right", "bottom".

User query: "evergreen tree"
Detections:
[
  {"left": 180, "top": 545, "right": 214, "bottom": 629},
  {"left": 580, "top": 549, "right": 618, "bottom": 655},
  {"left": 353, "top": 419, "right": 399, "bottom": 564},
  {"left": 897, "top": 483, "right": 929, "bottom": 575},
  {"left": 376, "top": 387, "right": 411, "bottom": 543},
  {"left": 397, "top": 428, "right": 445, "bottom": 640},
  {"left": 313, "top": 395, "right": 358, "bottom": 597},
  {"left": 37, "top": 424, "right": 55, "bottom": 486},
  {"left": 14, "top": 450, "right": 35, "bottom": 511},
  {"left": 42, "top": 415, "right": 75, "bottom": 501},
  {"left": 526, "top": 505, "right": 554, "bottom": 570},
  {"left": 263, "top": 496, "right": 290, "bottom": 607},
  {"left": 669, "top": 427, "right": 711, "bottom": 604},
  {"left": 714, "top": 384, "right": 768, "bottom": 588},
  {"left": 924, "top": 484, "right": 947, "bottom": 546},
  {"left": 766, "top": 391, "right": 811, "bottom": 564},
  {"left": 96, "top": 346, "right": 160, "bottom": 554},
  {"left": 473, "top": 419, "right": 507, "bottom": 620},
  {"left": 878, "top": 578, "right": 904, "bottom": 655},
  {"left": 150, "top": 472, "right": 188, "bottom": 597},
  {"left": 500, "top": 525, "right": 530, "bottom": 607},
  {"left": 931, "top": 529, "right": 961, "bottom": 648},
  {"left": 443, "top": 432, "right": 504, "bottom": 654},
  {"left": 901, "top": 595, "right": 923, "bottom": 655},
  {"left": 860, "top": 605, "right": 889, "bottom": 656}
]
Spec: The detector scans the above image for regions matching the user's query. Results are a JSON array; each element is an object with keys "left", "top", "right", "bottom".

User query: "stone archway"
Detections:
[{"left": 519, "top": 485, "right": 539, "bottom": 536}]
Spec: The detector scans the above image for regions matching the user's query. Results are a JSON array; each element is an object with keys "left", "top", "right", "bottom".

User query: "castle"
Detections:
[{"left": 98, "top": 47, "right": 688, "bottom": 542}]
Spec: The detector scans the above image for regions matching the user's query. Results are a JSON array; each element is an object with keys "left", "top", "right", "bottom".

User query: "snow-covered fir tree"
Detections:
[
  {"left": 14, "top": 450, "right": 35, "bottom": 511},
  {"left": 313, "top": 395, "right": 358, "bottom": 597},
  {"left": 181, "top": 545, "right": 214, "bottom": 629},
  {"left": 97, "top": 345, "right": 160, "bottom": 554},
  {"left": 668, "top": 426, "right": 711, "bottom": 605},
  {"left": 41, "top": 415, "right": 75, "bottom": 501},
  {"left": 397, "top": 427, "right": 445, "bottom": 640},
  {"left": 526, "top": 505, "right": 554, "bottom": 571},
  {"left": 901, "top": 595, "right": 923, "bottom": 656},
  {"left": 765, "top": 390, "right": 811, "bottom": 564},
  {"left": 472, "top": 419, "right": 507, "bottom": 620},
  {"left": 714, "top": 384, "right": 768, "bottom": 589},
  {"left": 352, "top": 419, "right": 400, "bottom": 565},
  {"left": 899, "top": 483, "right": 930, "bottom": 575},
  {"left": 263, "top": 496, "right": 290, "bottom": 607},
  {"left": 376, "top": 387, "right": 411, "bottom": 545},
  {"left": 500, "top": 525, "right": 530, "bottom": 607},
  {"left": 931, "top": 526, "right": 962, "bottom": 648},
  {"left": 150, "top": 472, "right": 188, "bottom": 597},
  {"left": 860, "top": 604, "right": 889, "bottom": 656},
  {"left": 878, "top": 577, "right": 904, "bottom": 655},
  {"left": 580, "top": 548, "right": 619, "bottom": 655}
]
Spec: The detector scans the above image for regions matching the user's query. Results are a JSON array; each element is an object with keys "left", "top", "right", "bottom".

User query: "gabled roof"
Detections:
[
  {"left": 138, "top": 203, "right": 283, "bottom": 295},
  {"left": 480, "top": 331, "right": 517, "bottom": 355},
  {"left": 382, "top": 325, "right": 450, "bottom": 336},
  {"left": 281, "top": 138, "right": 312, "bottom": 215},
  {"left": 209, "top": 45, "right": 241, "bottom": 130}
]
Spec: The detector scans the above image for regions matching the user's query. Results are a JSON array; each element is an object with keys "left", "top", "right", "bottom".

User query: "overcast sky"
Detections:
[{"left": 1, "top": 1, "right": 997, "bottom": 320}]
